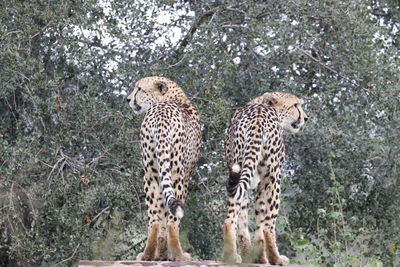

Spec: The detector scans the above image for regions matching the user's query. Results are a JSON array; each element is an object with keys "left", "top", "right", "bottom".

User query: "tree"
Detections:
[{"left": 0, "top": 0, "right": 399, "bottom": 265}]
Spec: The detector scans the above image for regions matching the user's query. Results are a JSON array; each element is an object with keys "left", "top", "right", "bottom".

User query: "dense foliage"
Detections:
[{"left": 0, "top": 0, "right": 399, "bottom": 266}]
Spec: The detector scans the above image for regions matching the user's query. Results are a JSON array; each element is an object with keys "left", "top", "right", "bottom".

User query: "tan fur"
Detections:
[
  {"left": 223, "top": 92, "right": 307, "bottom": 265},
  {"left": 223, "top": 221, "right": 241, "bottom": 263},
  {"left": 167, "top": 223, "right": 190, "bottom": 261},
  {"left": 137, "top": 222, "right": 159, "bottom": 261},
  {"left": 127, "top": 76, "right": 201, "bottom": 261}
]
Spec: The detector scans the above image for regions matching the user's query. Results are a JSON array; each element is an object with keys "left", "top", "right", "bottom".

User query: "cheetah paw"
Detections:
[
  {"left": 256, "top": 255, "right": 269, "bottom": 264},
  {"left": 272, "top": 254, "right": 289, "bottom": 266},
  {"left": 136, "top": 252, "right": 156, "bottom": 261},
  {"left": 224, "top": 252, "right": 242, "bottom": 264},
  {"left": 136, "top": 252, "right": 145, "bottom": 261},
  {"left": 169, "top": 252, "right": 191, "bottom": 261}
]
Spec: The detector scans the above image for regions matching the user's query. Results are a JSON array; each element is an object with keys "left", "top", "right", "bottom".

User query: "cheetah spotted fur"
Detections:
[
  {"left": 127, "top": 77, "right": 201, "bottom": 261},
  {"left": 223, "top": 92, "right": 308, "bottom": 265}
]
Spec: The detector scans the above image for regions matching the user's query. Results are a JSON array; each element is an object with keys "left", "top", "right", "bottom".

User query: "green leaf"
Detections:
[
  {"left": 295, "top": 239, "right": 310, "bottom": 248},
  {"left": 365, "top": 258, "right": 383, "bottom": 267},
  {"left": 329, "top": 211, "right": 342, "bottom": 218}
]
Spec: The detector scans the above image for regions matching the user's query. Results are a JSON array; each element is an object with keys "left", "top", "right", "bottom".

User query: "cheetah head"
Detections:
[
  {"left": 263, "top": 92, "right": 308, "bottom": 133},
  {"left": 127, "top": 77, "right": 172, "bottom": 114}
]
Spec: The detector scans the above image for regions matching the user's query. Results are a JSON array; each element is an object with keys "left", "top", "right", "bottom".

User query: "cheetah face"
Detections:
[
  {"left": 127, "top": 77, "right": 168, "bottom": 114},
  {"left": 263, "top": 92, "right": 308, "bottom": 133},
  {"left": 280, "top": 102, "right": 307, "bottom": 133}
]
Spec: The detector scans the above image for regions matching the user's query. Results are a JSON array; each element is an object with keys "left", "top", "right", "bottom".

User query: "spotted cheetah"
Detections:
[
  {"left": 223, "top": 92, "right": 308, "bottom": 265},
  {"left": 127, "top": 76, "right": 201, "bottom": 261}
]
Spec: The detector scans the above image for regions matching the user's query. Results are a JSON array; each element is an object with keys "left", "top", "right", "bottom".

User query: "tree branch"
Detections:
[
  {"left": 173, "top": 9, "right": 217, "bottom": 58},
  {"left": 156, "top": 4, "right": 244, "bottom": 64},
  {"left": 55, "top": 243, "right": 80, "bottom": 265},
  {"left": 295, "top": 46, "right": 359, "bottom": 83}
]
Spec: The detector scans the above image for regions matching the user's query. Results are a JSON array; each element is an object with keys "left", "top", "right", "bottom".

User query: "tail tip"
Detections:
[
  {"left": 227, "top": 164, "right": 241, "bottom": 198},
  {"left": 175, "top": 206, "right": 184, "bottom": 219},
  {"left": 169, "top": 199, "right": 184, "bottom": 218},
  {"left": 232, "top": 163, "right": 241, "bottom": 173}
]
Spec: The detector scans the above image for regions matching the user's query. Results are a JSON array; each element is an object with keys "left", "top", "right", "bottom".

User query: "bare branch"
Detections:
[
  {"left": 55, "top": 243, "right": 80, "bottom": 265},
  {"left": 154, "top": 6, "right": 223, "bottom": 64},
  {"left": 221, "top": 24, "right": 250, "bottom": 29},
  {"left": 196, "top": 169, "right": 211, "bottom": 193},
  {"left": 173, "top": 9, "right": 217, "bottom": 58},
  {"left": 91, "top": 206, "right": 110, "bottom": 223},
  {"left": 153, "top": 54, "right": 188, "bottom": 70},
  {"left": 295, "top": 46, "right": 359, "bottom": 83},
  {"left": 153, "top": 2, "right": 249, "bottom": 66}
]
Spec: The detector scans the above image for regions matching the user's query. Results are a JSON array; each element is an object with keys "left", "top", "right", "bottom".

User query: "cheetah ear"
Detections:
[
  {"left": 155, "top": 81, "right": 168, "bottom": 95},
  {"left": 263, "top": 93, "right": 278, "bottom": 106}
]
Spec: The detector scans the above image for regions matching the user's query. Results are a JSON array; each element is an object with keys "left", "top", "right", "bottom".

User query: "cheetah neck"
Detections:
[
  {"left": 164, "top": 90, "right": 193, "bottom": 107},
  {"left": 247, "top": 97, "right": 287, "bottom": 125}
]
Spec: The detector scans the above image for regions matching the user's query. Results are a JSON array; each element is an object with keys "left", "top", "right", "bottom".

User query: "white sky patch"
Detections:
[
  {"left": 391, "top": 24, "right": 399, "bottom": 35},
  {"left": 292, "top": 63, "right": 300, "bottom": 75},
  {"left": 271, "top": 66, "right": 279, "bottom": 73},
  {"left": 156, "top": 10, "right": 173, "bottom": 24},
  {"left": 113, "top": 89, "right": 127, "bottom": 96},
  {"left": 254, "top": 45, "right": 270, "bottom": 56},
  {"left": 152, "top": 8, "right": 194, "bottom": 48},
  {"left": 266, "top": 29, "right": 276, "bottom": 38},
  {"left": 291, "top": 20, "right": 299, "bottom": 26},
  {"left": 372, "top": 30, "right": 394, "bottom": 48},
  {"left": 376, "top": 110, "right": 385, "bottom": 118}
]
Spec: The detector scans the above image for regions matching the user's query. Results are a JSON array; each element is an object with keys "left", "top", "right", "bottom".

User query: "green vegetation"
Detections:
[{"left": 0, "top": 0, "right": 399, "bottom": 266}]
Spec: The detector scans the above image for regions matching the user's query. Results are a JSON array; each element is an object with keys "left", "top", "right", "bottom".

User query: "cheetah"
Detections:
[
  {"left": 127, "top": 76, "right": 201, "bottom": 261},
  {"left": 223, "top": 92, "right": 308, "bottom": 265}
]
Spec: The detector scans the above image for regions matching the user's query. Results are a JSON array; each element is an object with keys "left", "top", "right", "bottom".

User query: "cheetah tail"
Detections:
[
  {"left": 229, "top": 145, "right": 261, "bottom": 202},
  {"left": 157, "top": 140, "right": 184, "bottom": 219},
  {"left": 168, "top": 199, "right": 184, "bottom": 219},
  {"left": 227, "top": 163, "right": 241, "bottom": 197}
]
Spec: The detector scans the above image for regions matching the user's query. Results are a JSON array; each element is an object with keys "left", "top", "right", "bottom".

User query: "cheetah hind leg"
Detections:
[
  {"left": 167, "top": 219, "right": 191, "bottom": 261},
  {"left": 238, "top": 194, "right": 252, "bottom": 262},
  {"left": 136, "top": 221, "right": 160, "bottom": 261},
  {"left": 223, "top": 220, "right": 242, "bottom": 264},
  {"left": 223, "top": 196, "right": 242, "bottom": 264},
  {"left": 155, "top": 235, "right": 168, "bottom": 261}
]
